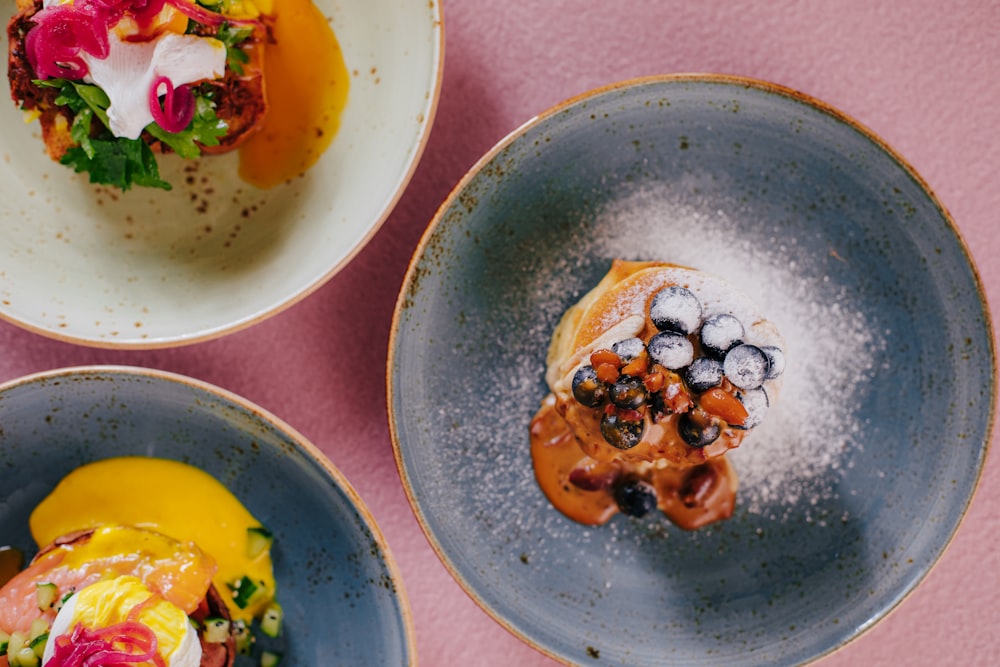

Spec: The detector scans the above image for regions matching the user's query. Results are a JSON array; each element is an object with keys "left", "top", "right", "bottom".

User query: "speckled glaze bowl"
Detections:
[
  {"left": 0, "top": 0, "right": 442, "bottom": 348},
  {"left": 388, "top": 75, "right": 995, "bottom": 666},
  {"left": 0, "top": 366, "right": 415, "bottom": 666}
]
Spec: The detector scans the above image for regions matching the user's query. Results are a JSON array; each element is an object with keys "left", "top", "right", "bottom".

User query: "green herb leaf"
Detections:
[
  {"left": 217, "top": 22, "right": 254, "bottom": 76},
  {"left": 68, "top": 107, "right": 95, "bottom": 159},
  {"left": 61, "top": 138, "right": 172, "bottom": 191},
  {"left": 46, "top": 81, "right": 169, "bottom": 190},
  {"left": 146, "top": 94, "right": 228, "bottom": 159}
]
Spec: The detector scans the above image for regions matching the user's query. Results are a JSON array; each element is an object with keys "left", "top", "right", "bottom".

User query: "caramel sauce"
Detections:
[
  {"left": 238, "top": 0, "right": 350, "bottom": 187},
  {"left": 530, "top": 396, "right": 737, "bottom": 529},
  {"left": 532, "top": 259, "right": 782, "bottom": 530},
  {"left": 530, "top": 395, "right": 619, "bottom": 525},
  {"left": 554, "top": 391, "right": 743, "bottom": 467}
]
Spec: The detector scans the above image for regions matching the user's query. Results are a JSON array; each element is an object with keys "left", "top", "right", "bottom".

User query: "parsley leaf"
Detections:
[
  {"left": 68, "top": 107, "right": 96, "bottom": 158},
  {"left": 61, "top": 138, "right": 172, "bottom": 191},
  {"left": 41, "top": 80, "right": 169, "bottom": 190},
  {"left": 38, "top": 78, "right": 228, "bottom": 190},
  {"left": 216, "top": 23, "right": 254, "bottom": 76},
  {"left": 146, "top": 94, "right": 228, "bottom": 159}
]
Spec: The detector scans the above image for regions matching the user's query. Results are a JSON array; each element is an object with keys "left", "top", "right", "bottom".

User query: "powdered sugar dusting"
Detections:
[
  {"left": 595, "top": 184, "right": 885, "bottom": 521},
  {"left": 417, "top": 180, "right": 886, "bottom": 539},
  {"left": 511, "top": 182, "right": 886, "bottom": 525}
]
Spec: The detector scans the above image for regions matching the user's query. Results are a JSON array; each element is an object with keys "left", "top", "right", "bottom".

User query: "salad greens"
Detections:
[{"left": 31, "top": 17, "right": 252, "bottom": 192}]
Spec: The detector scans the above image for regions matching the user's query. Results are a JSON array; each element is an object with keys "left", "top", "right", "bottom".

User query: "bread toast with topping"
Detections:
[{"left": 6, "top": 0, "right": 269, "bottom": 163}]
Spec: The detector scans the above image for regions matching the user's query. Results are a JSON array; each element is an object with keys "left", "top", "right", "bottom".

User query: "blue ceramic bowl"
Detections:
[
  {"left": 0, "top": 366, "right": 415, "bottom": 666},
  {"left": 388, "top": 75, "right": 995, "bottom": 666}
]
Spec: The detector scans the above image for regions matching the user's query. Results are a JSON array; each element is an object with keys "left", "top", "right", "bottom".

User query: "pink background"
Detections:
[{"left": 2, "top": 0, "right": 999, "bottom": 664}]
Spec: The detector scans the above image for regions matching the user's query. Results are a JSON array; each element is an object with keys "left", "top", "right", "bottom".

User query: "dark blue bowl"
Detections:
[
  {"left": 388, "top": 75, "right": 995, "bottom": 666},
  {"left": 0, "top": 366, "right": 415, "bottom": 666}
]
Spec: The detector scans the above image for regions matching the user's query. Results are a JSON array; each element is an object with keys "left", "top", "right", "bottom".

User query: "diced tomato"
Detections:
[
  {"left": 699, "top": 387, "right": 749, "bottom": 426},
  {"left": 590, "top": 349, "right": 621, "bottom": 368}
]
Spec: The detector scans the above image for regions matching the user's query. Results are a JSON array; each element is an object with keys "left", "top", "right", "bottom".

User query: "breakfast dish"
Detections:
[
  {"left": 530, "top": 260, "right": 785, "bottom": 529},
  {"left": 0, "top": 526, "right": 237, "bottom": 667},
  {"left": 0, "top": 457, "right": 283, "bottom": 667},
  {"left": 6, "top": 0, "right": 350, "bottom": 191},
  {"left": 6, "top": 0, "right": 270, "bottom": 190}
]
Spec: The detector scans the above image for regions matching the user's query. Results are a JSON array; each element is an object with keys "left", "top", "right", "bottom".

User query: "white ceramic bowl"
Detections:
[{"left": 0, "top": 0, "right": 443, "bottom": 347}]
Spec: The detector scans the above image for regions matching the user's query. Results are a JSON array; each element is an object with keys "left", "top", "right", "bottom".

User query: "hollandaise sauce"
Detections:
[
  {"left": 30, "top": 457, "right": 276, "bottom": 623},
  {"left": 238, "top": 0, "right": 350, "bottom": 188}
]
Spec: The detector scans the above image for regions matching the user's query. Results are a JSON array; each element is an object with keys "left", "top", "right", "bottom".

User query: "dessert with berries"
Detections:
[{"left": 530, "top": 260, "right": 785, "bottom": 529}]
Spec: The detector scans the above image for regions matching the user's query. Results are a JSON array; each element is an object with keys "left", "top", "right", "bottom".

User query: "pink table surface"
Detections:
[{"left": 2, "top": 0, "right": 999, "bottom": 664}]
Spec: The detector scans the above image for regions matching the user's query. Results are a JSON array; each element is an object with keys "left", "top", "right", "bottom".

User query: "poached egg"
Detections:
[
  {"left": 41, "top": 0, "right": 226, "bottom": 139},
  {"left": 43, "top": 576, "right": 202, "bottom": 667},
  {"left": 31, "top": 457, "right": 276, "bottom": 622}
]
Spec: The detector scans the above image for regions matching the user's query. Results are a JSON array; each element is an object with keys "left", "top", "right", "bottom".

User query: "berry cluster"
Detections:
[{"left": 570, "top": 285, "right": 784, "bottom": 450}]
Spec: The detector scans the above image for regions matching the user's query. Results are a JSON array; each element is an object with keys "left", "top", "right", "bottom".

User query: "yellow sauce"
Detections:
[
  {"left": 30, "top": 457, "right": 275, "bottom": 622},
  {"left": 238, "top": 0, "right": 350, "bottom": 187}
]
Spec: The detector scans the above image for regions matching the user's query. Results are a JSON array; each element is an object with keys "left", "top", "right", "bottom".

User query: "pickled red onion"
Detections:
[
  {"left": 164, "top": 0, "right": 260, "bottom": 27},
  {"left": 148, "top": 75, "right": 195, "bottom": 132},
  {"left": 46, "top": 621, "right": 167, "bottom": 667},
  {"left": 24, "top": 0, "right": 256, "bottom": 81},
  {"left": 25, "top": 4, "right": 109, "bottom": 80}
]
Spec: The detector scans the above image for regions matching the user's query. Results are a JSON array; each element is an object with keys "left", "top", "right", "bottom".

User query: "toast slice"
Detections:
[{"left": 6, "top": 0, "right": 269, "bottom": 163}]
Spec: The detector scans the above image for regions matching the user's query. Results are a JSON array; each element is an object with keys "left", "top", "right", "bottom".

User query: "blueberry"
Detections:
[
  {"left": 611, "top": 337, "right": 645, "bottom": 363},
  {"left": 610, "top": 375, "right": 646, "bottom": 409},
  {"left": 613, "top": 479, "right": 658, "bottom": 518},
  {"left": 572, "top": 365, "right": 606, "bottom": 407},
  {"left": 723, "top": 344, "right": 769, "bottom": 390},
  {"left": 699, "top": 314, "right": 745, "bottom": 359},
  {"left": 600, "top": 412, "right": 645, "bottom": 449},
  {"left": 647, "top": 331, "right": 694, "bottom": 370},
  {"left": 735, "top": 387, "right": 769, "bottom": 429},
  {"left": 677, "top": 413, "right": 722, "bottom": 448},
  {"left": 761, "top": 345, "right": 785, "bottom": 380},
  {"left": 649, "top": 285, "right": 702, "bottom": 334},
  {"left": 684, "top": 357, "right": 724, "bottom": 393}
]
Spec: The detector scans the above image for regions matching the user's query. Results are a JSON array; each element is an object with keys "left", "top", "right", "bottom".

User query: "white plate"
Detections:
[{"left": 0, "top": 0, "right": 443, "bottom": 347}]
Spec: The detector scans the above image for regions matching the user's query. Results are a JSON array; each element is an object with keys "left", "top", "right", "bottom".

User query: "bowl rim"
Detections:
[
  {"left": 385, "top": 72, "right": 997, "bottom": 665},
  {"left": 1, "top": 363, "right": 419, "bottom": 666},
  {"left": 0, "top": 0, "right": 446, "bottom": 351}
]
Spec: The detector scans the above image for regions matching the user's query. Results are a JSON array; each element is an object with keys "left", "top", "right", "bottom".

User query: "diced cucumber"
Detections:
[
  {"left": 56, "top": 590, "right": 74, "bottom": 613},
  {"left": 202, "top": 617, "right": 231, "bottom": 644},
  {"left": 27, "top": 620, "right": 48, "bottom": 658},
  {"left": 259, "top": 602, "right": 283, "bottom": 638},
  {"left": 35, "top": 582, "right": 57, "bottom": 611},
  {"left": 245, "top": 526, "right": 274, "bottom": 560},
  {"left": 27, "top": 619, "right": 48, "bottom": 642},
  {"left": 28, "top": 631, "right": 48, "bottom": 659},
  {"left": 232, "top": 620, "right": 254, "bottom": 655},
  {"left": 7, "top": 632, "right": 26, "bottom": 660},
  {"left": 260, "top": 650, "right": 282, "bottom": 667},
  {"left": 229, "top": 575, "right": 268, "bottom": 609},
  {"left": 10, "top": 645, "right": 40, "bottom": 667}
]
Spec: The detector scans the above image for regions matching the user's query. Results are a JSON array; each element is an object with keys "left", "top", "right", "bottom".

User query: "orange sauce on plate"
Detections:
[
  {"left": 530, "top": 396, "right": 737, "bottom": 529},
  {"left": 239, "top": 0, "right": 349, "bottom": 187}
]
